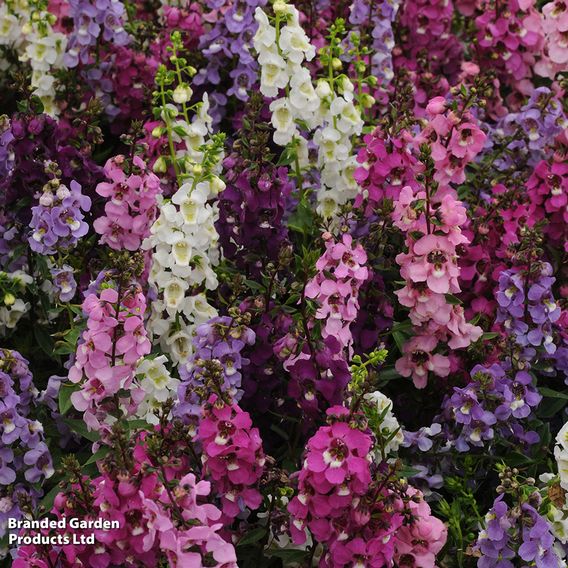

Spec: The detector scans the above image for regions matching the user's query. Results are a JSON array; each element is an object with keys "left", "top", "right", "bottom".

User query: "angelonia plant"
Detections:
[{"left": 0, "top": 0, "right": 566, "bottom": 567}]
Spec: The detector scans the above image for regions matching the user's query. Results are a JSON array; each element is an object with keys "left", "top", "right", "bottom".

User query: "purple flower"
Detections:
[
  {"left": 442, "top": 363, "right": 541, "bottom": 450},
  {"left": 51, "top": 265, "right": 77, "bottom": 303},
  {"left": 0, "top": 448, "right": 16, "bottom": 485},
  {"left": 0, "top": 350, "right": 54, "bottom": 489},
  {"left": 23, "top": 443, "right": 54, "bottom": 483},
  {"left": 518, "top": 504, "right": 561, "bottom": 568},
  {"left": 29, "top": 179, "right": 91, "bottom": 255},
  {"left": 176, "top": 315, "right": 256, "bottom": 418},
  {"left": 403, "top": 423, "right": 442, "bottom": 451},
  {"left": 65, "top": 0, "right": 130, "bottom": 68},
  {"left": 348, "top": 0, "right": 400, "bottom": 83}
]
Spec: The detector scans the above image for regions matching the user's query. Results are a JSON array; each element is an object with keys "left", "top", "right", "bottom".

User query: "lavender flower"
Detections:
[
  {"left": 496, "top": 263, "right": 562, "bottom": 355},
  {"left": 348, "top": 0, "right": 400, "bottom": 84},
  {"left": 504, "top": 87, "right": 568, "bottom": 152},
  {"left": 519, "top": 504, "right": 561, "bottom": 568},
  {"left": 475, "top": 496, "right": 515, "bottom": 568},
  {"left": 0, "top": 116, "right": 14, "bottom": 179},
  {"left": 176, "top": 315, "right": 255, "bottom": 417},
  {"left": 194, "top": 0, "right": 266, "bottom": 122},
  {"left": 443, "top": 363, "right": 541, "bottom": 451},
  {"left": 65, "top": 0, "right": 130, "bottom": 67},
  {"left": 0, "top": 350, "right": 53, "bottom": 537},
  {"left": 51, "top": 264, "right": 77, "bottom": 303},
  {"left": 29, "top": 178, "right": 91, "bottom": 255},
  {"left": 402, "top": 423, "right": 442, "bottom": 452}
]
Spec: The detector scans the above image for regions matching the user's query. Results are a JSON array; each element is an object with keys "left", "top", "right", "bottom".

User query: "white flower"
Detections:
[
  {"left": 163, "top": 277, "right": 189, "bottom": 312},
  {"left": 145, "top": 93, "right": 222, "bottom": 365},
  {"left": 172, "top": 84, "right": 193, "bottom": 104},
  {"left": 364, "top": 390, "right": 404, "bottom": 457},
  {"left": 289, "top": 68, "right": 320, "bottom": 116},
  {"left": 279, "top": 24, "right": 315, "bottom": 64},
  {"left": 269, "top": 97, "right": 297, "bottom": 144},
  {"left": 135, "top": 355, "right": 180, "bottom": 424},
  {"left": 257, "top": 47, "right": 289, "bottom": 98},
  {"left": 253, "top": 8, "right": 276, "bottom": 50},
  {"left": 165, "top": 330, "right": 194, "bottom": 364}
]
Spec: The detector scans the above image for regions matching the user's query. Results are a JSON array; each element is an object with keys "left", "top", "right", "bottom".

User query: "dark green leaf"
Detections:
[
  {"left": 539, "top": 387, "right": 568, "bottom": 400},
  {"left": 237, "top": 528, "right": 267, "bottom": 547},
  {"left": 84, "top": 447, "right": 110, "bottom": 465},
  {"left": 59, "top": 383, "right": 80, "bottom": 415},
  {"left": 62, "top": 418, "right": 101, "bottom": 442}
]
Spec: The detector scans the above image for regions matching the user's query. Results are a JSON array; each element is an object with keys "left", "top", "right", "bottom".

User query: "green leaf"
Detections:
[
  {"left": 391, "top": 320, "right": 413, "bottom": 333},
  {"left": 84, "top": 447, "right": 110, "bottom": 465},
  {"left": 59, "top": 383, "right": 80, "bottom": 415},
  {"left": 276, "top": 147, "right": 295, "bottom": 167},
  {"left": 392, "top": 331, "right": 406, "bottom": 353},
  {"left": 397, "top": 465, "right": 421, "bottom": 478},
  {"left": 288, "top": 201, "right": 313, "bottom": 235},
  {"left": 237, "top": 527, "right": 267, "bottom": 547},
  {"left": 40, "top": 484, "right": 61, "bottom": 512},
  {"left": 53, "top": 342, "right": 77, "bottom": 355},
  {"left": 444, "top": 294, "right": 463, "bottom": 306},
  {"left": 34, "top": 326, "right": 55, "bottom": 358},
  {"left": 481, "top": 332, "right": 499, "bottom": 340},
  {"left": 378, "top": 367, "right": 402, "bottom": 382},
  {"left": 538, "top": 396, "right": 567, "bottom": 419},
  {"left": 62, "top": 418, "right": 101, "bottom": 442},
  {"left": 266, "top": 549, "right": 309, "bottom": 562},
  {"left": 504, "top": 452, "right": 534, "bottom": 467},
  {"left": 539, "top": 387, "right": 568, "bottom": 400}
]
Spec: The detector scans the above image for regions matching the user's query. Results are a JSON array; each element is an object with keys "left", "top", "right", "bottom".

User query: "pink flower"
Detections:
[
  {"left": 395, "top": 335, "right": 451, "bottom": 388},
  {"left": 400, "top": 235, "right": 461, "bottom": 295},
  {"left": 197, "top": 395, "right": 265, "bottom": 521},
  {"left": 305, "top": 234, "right": 369, "bottom": 353},
  {"left": 394, "top": 488, "right": 448, "bottom": 568},
  {"left": 68, "top": 276, "right": 150, "bottom": 430},
  {"left": 94, "top": 155, "right": 161, "bottom": 252},
  {"left": 448, "top": 123, "right": 486, "bottom": 160}
]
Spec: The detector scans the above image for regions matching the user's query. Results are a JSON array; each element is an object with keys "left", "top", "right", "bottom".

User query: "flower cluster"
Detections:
[
  {"left": 144, "top": 47, "right": 226, "bottom": 364},
  {"left": 135, "top": 355, "right": 179, "bottom": 425},
  {"left": 475, "top": 491, "right": 563, "bottom": 568},
  {"left": 194, "top": 0, "right": 266, "bottom": 121},
  {"left": 474, "top": 0, "right": 545, "bottom": 84},
  {"left": 348, "top": 0, "right": 400, "bottom": 85},
  {"left": 0, "top": 271, "right": 32, "bottom": 335},
  {"left": 287, "top": 406, "right": 374, "bottom": 545},
  {"left": 13, "top": 428, "right": 238, "bottom": 567},
  {"left": 29, "top": 174, "right": 91, "bottom": 255},
  {"left": 176, "top": 312, "right": 255, "bottom": 417},
  {"left": 64, "top": 0, "right": 130, "bottom": 68},
  {"left": 217, "top": 94, "right": 293, "bottom": 272},
  {"left": 496, "top": 262, "right": 562, "bottom": 355},
  {"left": 0, "top": 0, "right": 67, "bottom": 114},
  {"left": 197, "top": 394, "right": 265, "bottom": 521},
  {"left": 305, "top": 233, "right": 368, "bottom": 352},
  {"left": 254, "top": 5, "right": 363, "bottom": 217},
  {"left": 68, "top": 271, "right": 151, "bottom": 430},
  {"left": 443, "top": 363, "right": 542, "bottom": 450},
  {"left": 0, "top": 350, "right": 53, "bottom": 537},
  {"left": 94, "top": 155, "right": 161, "bottom": 251}
]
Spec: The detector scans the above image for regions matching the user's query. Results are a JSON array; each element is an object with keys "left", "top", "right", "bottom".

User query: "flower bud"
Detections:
[
  {"left": 173, "top": 84, "right": 193, "bottom": 104},
  {"left": 153, "top": 156, "right": 167, "bottom": 173},
  {"left": 3, "top": 293, "right": 16, "bottom": 306},
  {"left": 360, "top": 93, "right": 375, "bottom": 109},
  {"left": 315, "top": 79, "right": 331, "bottom": 99}
]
